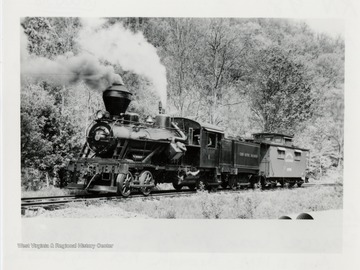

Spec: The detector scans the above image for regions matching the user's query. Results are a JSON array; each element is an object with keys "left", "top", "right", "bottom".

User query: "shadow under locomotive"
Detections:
[{"left": 65, "top": 83, "right": 309, "bottom": 197}]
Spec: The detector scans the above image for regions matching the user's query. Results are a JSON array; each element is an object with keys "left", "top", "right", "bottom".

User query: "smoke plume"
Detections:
[
  {"left": 21, "top": 18, "right": 168, "bottom": 107},
  {"left": 21, "top": 52, "right": 123, "bottom": 90},
  {"left": 21, "top": 32, "right": 123, "bottom": 90},
  {"left": 78, "top": 18, "right": 167, "bottom": 106}
]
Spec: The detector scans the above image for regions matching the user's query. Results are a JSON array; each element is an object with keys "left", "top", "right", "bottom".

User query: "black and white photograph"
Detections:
[
  {"left": 2, "top": 0, "right": 360, "bottom": 269},
  {"left": 19, "top": 16, "right": 344, "bottom": 219}
]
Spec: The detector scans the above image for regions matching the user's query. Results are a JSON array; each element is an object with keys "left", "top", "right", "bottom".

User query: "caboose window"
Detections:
[
  {"left": 285, "top": 138, "right": 292, "bottom": 145},
  {"left": 277, "top": 147, "right": 285, "bottom": 159},
  {"left": 295, "top": 150, "right": 302, "bottom": 161}
]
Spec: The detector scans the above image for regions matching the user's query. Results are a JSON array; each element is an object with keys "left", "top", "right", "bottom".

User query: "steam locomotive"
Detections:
[{"left": 66, "top": 83, "right": 309, "bottom": 197}]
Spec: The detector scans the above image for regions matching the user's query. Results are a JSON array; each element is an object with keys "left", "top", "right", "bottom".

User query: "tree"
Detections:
[
  {"left": 21, "top": 83, "right": 84, "bottom": 189},
  {"left": 159, "top": 18, "right": 204, "bottom": 117},
  {"left": 248, "top": 46, "right": 314, "bottom": 133},
  {"left": 22, "top": 17, "right": 81, "bottom": 58}
]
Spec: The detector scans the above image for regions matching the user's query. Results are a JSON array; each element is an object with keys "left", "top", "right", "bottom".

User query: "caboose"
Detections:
[{"left": 253, "top": 133, "right": 309, "bottom": 187}]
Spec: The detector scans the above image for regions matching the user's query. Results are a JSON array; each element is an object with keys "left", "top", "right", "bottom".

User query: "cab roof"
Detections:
[
  {"left": 199, "top": 121, "right": 225, "bottom": 133},
  {"left": 173, "top": 117, "right": 225, "bottom": 134},
  {"left": 253, "top": 132, "right": 294, "bottom": 138}
]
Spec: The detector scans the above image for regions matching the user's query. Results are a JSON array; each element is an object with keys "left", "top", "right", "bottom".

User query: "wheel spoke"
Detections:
[
  {"left": 117, "top": 172, "right": 132, "bottom": 197},
  {"left": 139, "top": 171, "right": 153, "bottom": 196}
]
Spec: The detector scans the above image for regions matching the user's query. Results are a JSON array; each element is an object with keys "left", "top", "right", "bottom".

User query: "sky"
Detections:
[{"left": 302, "top": 18, "right": 344, "bottom": 38}]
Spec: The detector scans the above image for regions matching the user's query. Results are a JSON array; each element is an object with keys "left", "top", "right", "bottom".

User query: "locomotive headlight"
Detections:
[{"left": 96, "top": 110, "right": 104, "bottom": 119}]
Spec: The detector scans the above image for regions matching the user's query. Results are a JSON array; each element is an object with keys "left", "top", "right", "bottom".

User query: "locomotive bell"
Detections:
[{"left": 103, "top": 83, "right": 132, "bottom": 116}]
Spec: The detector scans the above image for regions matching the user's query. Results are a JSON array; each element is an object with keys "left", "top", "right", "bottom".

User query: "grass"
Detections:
[
  {"left": 23, "top": 170, "right": 344, "bottom": 218},
  {"left": 21, "top": 186, "right": 87, "bottom": 198},
  {"left": 21, "top": 186, "right": 71, "bottom": 198},
  {"left": 26, "top": 185, "right": 343, "bottom": 218},
  {"left": 108, "top": 185, "right": 343, "bottom": 219}
]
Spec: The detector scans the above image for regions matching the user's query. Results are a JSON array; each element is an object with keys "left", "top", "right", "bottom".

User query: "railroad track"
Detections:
[
  {"left": 21, "top": 189, "right": 196, "bottom": 213},
  {"left": 21, "top": 182, "right": 340, "bottom": 214}
]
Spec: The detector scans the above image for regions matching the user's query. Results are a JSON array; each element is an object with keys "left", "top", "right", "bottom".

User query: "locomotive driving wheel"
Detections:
[
  {"left": 116, "top": 172, "right": 133, "bottom": 197},
  {"left": 139, "top": 170, "right": 154, "bottom": 196}
]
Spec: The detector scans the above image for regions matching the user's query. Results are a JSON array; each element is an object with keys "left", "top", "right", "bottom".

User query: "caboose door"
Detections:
[{"left": 200, "top": 131, "right": 220, "bottom": 168}]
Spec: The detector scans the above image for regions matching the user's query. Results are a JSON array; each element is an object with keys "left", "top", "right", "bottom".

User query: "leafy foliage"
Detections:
[
  {"left": 21, "top": 83, "right": 83, "bottom": 189},
  {"left": 248, "top": 46, "right": 314, "bottom": 133}
]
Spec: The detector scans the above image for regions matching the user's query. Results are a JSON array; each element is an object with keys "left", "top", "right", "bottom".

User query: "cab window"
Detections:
[{"left": 207, "top": 132, "right": 217, "bottom": 148}]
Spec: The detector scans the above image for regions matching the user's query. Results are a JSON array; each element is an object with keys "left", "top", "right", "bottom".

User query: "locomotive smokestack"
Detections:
[{"left": 103, "top": 83, "right": 132, "bottom": 116}]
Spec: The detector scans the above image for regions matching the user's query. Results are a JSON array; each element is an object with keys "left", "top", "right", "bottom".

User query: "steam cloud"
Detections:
[
  {"left": 78, "top": 18, "right": 167, "bottom": 106},
  {"left": 21, "top": 18, "right": 168, "bottom": 106}
]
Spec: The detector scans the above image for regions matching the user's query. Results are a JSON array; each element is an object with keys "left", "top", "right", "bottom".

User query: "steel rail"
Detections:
[{"left": 21, "top": 189, "right": 195, "bottom": 209}]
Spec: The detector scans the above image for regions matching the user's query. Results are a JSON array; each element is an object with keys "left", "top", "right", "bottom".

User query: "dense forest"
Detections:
[{"left": 20, "top": 17, "right": 344, "bottom": 189}]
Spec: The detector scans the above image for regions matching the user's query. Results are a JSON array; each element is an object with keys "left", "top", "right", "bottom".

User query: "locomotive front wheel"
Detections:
[
  {"left": 116, "top": 172, "right": 133, "bottom": 197},
  {"left": 139, "top": 171, "right": 154, "bottom": 196}
]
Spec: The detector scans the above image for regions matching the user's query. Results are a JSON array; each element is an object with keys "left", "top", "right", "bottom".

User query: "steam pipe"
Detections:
[{"left": 171, "top": 122, "right": 187, "bottom": 142}]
